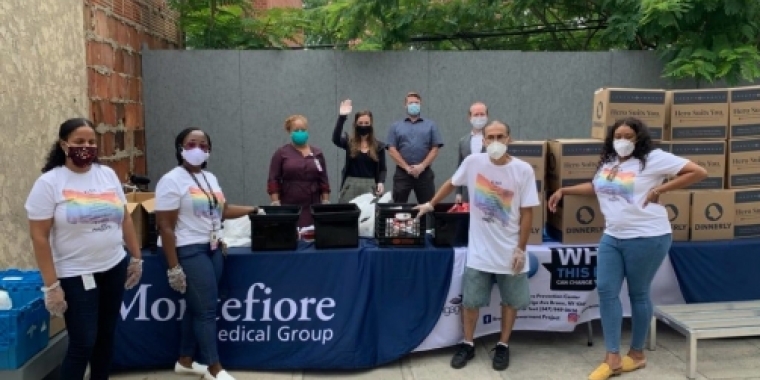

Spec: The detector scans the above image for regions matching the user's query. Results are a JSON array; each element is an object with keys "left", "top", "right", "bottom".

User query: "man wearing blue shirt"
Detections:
[{"left": 386, "top": 92, "right": 444, "bottom": 204}]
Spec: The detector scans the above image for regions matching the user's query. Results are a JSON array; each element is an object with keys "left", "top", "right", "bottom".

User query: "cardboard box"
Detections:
[
  {"left": 511, "top": 140, "right": 547, "bottom": 193},
  {"left": 591, "top": 88, "right": 668, "bottom": 140},
  {"left": 126, "top": 192, "right": 156, "bottom": 248},
  {"left": 670, "top": 141, "right": 726, "bottom": 189},
  {"left": 528, "top": 193, "right": 545, "bottom": 245},
  {"left": 729, "top": 86, "right": 760, "bottom": 139},
  {"left": 49, "top": 315, "right": 66, "bottom": 338},
  {"left": 727, "top": 139, "right": 760, "bottom": 188},
  {"left": 547, "top": 139, "right": 603, "bottom": 192},
  {"left": 668, "top": 89, "right": 729, "bottom": 140},
  {"left": 690, "top": 190, "right": 735, "bottom": 241},
  {"left": 659, "top": 191, "right": 691, "bottom": 241},
  {"left": 734, "top": 188, "right": 760, "bottom": 238},
  {"left": 546, "top": 195, "right": 605, "bottom": 245}
]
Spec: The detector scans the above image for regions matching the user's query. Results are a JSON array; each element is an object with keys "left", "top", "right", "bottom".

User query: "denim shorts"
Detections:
[{"left": 462, "top": 267, "right": 530, "bottom": 309}]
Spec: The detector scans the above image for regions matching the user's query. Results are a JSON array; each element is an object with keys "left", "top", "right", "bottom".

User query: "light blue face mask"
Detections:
[
  {"left": 291, "top": 130, "right": 309, "bottom": 145},
  {"left": 407, "top": 103, "right": 421, "bottom": 116}
]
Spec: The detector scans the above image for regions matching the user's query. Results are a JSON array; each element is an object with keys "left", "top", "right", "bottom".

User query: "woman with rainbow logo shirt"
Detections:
[{"left": 548, "top": 117, "right": 708, "bottom": 380}]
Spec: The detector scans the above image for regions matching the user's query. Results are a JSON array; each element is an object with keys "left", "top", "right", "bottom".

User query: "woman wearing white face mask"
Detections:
[
  {"left": 547, "top": 118, "right": 707, "bottom": 380},
  {"left": 154, "top": 128, "right": 261, "bottom": 380}
]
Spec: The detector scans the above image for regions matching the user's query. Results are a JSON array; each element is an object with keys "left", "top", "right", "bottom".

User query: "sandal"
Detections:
[
  {"left": 622, "top": 355, "right": 647, "bottom": 372},
  {"left": 588, "top": 362, "right": 622, "bottom": 380}
]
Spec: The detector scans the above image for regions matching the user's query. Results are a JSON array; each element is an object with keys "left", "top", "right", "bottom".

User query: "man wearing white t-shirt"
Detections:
[{"left": 415, "top": 121, "right": 539, "bottom": 372}]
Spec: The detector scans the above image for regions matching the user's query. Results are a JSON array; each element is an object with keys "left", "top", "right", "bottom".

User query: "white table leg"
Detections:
[
  {"left": 648, "top": 316, "right": 657, "bottom": 351},
  {"left": 688, "top": 333, "right": 697, "bottom": 379}
]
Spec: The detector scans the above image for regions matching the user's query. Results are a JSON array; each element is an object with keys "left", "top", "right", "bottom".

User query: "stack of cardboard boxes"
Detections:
[{"left": 581, "top": 86, "right": 760, "bottom": 243}]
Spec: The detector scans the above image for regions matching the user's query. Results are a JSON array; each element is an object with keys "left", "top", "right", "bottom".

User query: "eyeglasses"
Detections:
[
  {"left": 606, "top": 164, "right": 620, "bottom": 181},
  {"left": 184, "top": 141, "right": 209, "bottom": 151}
]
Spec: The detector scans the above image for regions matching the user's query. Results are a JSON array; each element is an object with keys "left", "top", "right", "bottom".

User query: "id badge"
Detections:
[
  {"left": 314, "top": 158, "right": 323, "bottom": 172},
  {"left": 210, "top": 231, "right": 219, "bottom": 251},
  {"left": 82, "top": 274, "right": 96, "bottom": 290}
]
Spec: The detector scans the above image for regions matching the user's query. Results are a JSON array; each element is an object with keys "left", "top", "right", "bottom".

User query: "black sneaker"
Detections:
[
  {"left": 450, "top": 343, "right": 475, "bottom": 369},
  {"left": 491, "top": 344, "right": 510, "bottom": 371}
]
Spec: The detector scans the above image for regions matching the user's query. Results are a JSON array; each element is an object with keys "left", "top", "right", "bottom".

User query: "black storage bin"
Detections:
[
  {"left": 375, "top": 203, "right": 426, "bottom": 247},
  {"left": 145, "top": 213, "right": 158, "bottom": 249},
  {"left": 249, "top": 206, "right": 301, "bottom": 251},
  {"left": 310, "top": 204, "right": 361, "bottom": 249},
  {"left": 430, "top": 203, "right": 470, "bottom": 247}
]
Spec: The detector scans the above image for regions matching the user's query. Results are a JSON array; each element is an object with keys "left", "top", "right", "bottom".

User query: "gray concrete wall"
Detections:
[
  {"left": 142, "top": 50, "right": 739, "bottom": 206},
  {"left": 0, "top": 0, "right": 88, "bottom": 268}
]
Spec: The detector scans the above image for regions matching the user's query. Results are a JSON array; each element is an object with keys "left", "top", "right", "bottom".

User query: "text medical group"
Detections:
[{"left": 120, "top": 282, "right": 336, "bottom": 345}]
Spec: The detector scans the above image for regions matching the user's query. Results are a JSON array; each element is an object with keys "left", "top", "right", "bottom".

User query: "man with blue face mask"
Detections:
[
  {"left": 455, "top": 102, "right": 488, "bottom": 204},
  {"left": 386, "top": 92, "right": 444, "bottom": 205}
]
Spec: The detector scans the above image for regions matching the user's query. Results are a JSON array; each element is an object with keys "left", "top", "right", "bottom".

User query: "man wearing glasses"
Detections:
[{"left": 415, "top": 120, "right": 539, "bottom": 372}]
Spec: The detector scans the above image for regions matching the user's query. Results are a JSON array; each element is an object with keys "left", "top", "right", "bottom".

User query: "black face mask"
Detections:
[{"left": 356, "top": 126, "right": 372, "bottom": 136}]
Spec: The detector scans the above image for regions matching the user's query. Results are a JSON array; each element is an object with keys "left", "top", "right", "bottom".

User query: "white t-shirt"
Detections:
[
  {"left": 154, "top": 166, "right": 226, "bottom": 247},
  {"left": 25, "top": 165, "right": 127, "bottom": 278},
  {"left": 451, "top": 153, "right": 540, "bottom": 275},
  {"left": 592, "top": 149, "right": 688, "bottom": 239}
]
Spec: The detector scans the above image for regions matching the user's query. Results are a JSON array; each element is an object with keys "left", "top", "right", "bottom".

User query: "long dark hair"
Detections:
[
  {"left": 598, "top": 117, "right": 654, "bottom": 171},
  {"left": 348, "top": 110, "right": 379, "bottom": 161},
  {"left": 174, "top": 128, "right": 213, "bottom": 169},
  {"left": 42, "top": 118, "right": 98, "bottom": 173}
]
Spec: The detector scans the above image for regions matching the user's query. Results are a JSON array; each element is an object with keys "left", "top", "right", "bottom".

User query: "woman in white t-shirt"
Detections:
[
  {"left": 548, "top": 117, "right": 707, "bottom": 380},
  {"left": 155, "top": 128, "right": 260, "bottom": 380},
  {"left": 25, "top": 118, "right": 143, "bottom": 380}
]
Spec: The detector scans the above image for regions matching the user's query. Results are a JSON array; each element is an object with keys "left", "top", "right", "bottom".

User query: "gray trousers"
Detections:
[{"left": 338, "top": 176, "right": 376, "bottom": 203}]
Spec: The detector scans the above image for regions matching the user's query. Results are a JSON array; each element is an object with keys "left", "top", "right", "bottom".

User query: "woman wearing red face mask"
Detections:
[{"left": 25, "top": 118, "right": 143, "bottom": 380}]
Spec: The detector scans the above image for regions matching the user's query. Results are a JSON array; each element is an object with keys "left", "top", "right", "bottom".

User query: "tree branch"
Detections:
[{"left": 529, "top": 6, "right": 568, "bottom": 49}]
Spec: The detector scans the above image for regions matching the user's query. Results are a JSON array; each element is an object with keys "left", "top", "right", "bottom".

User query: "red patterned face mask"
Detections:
[{"left": 67, "top": 146, "right": 98, "bottom": 168}]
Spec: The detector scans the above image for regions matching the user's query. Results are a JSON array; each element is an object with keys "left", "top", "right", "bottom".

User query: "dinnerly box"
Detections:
[
  {"left": 528, "top": 193, "right": 546, "bottom": 245},
  {"left": 509, "top": 140, "right": 546, "bottom": 193},
  {"left": 546, "top": 194, "right": 605, "bottom": 245},
  {"left": 669, "top": 140, "right": 726, "bottom": 190},
  {"left": 667, "top": 89, "right": 729, "bottom": 140},
  {"left": 734, "top": 188, "right": 760, "bottom": 239},
  {"left": 659, "top": 191, "right": 691, "bottom": 242},
  {"left": 126, "top": 192, "right": 156, "bottom": 248},
  {"left": 591, "top": 88, "right": 668, "bottom": 141},
  {"left": 689, "top": 190, "right": 735, "bottom": 241},
  {"left": 546, "top": 139, "right": 603, "bottom": 193},
  {"left": 729, "top": 86, "right": 760, "bottom": 139}
]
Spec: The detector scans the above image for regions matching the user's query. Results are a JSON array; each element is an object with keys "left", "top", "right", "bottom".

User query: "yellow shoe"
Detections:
[
  {"left": 621, "top": 356, "right": 647, "bottom": 372},
  {"left": 588, "top": 363, "right": 622, "bottom": 380}
]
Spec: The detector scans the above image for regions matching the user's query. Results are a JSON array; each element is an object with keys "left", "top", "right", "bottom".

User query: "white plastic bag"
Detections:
[
  {"left": 351, "top": 192, "right": 392, "bottom": 237},
  {"left": 223, "top": 216, "right": 252, "bottom": 247}
]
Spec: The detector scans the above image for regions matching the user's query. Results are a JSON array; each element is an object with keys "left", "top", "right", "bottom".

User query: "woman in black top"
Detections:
[{"left": 332, "top": 99, "right": 387, "bottom": 203}]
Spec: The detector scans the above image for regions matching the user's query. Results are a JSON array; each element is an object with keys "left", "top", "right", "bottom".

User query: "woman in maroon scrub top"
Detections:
[{"left": 267, "top": 114, "right": 331, "bottom": 227}]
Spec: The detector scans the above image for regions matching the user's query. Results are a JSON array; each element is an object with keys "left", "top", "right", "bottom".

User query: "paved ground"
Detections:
[{"left": 109, "top": 320, "right": 760, "bottom": 380}]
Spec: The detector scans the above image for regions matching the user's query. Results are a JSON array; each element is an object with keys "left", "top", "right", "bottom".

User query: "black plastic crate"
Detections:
[
  {"left": 145, "top": 214, "right": 158, "bottom": 249},
  {"left": 311, "top": 204, "right": 361, "bottom": 249},
  {"left": 249, "top": 206, "right": 301, "bottom": 251},
  {"left": 430, "top": 203, "right": 470, "bottom": 247},
  {"left": 375, "top": 203, "right": 426, "bottom": 247}
]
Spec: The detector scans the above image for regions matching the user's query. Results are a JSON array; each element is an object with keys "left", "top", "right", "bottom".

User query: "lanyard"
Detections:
[{"left": 185, "top": 168, "right": 219, "bottom": 228}]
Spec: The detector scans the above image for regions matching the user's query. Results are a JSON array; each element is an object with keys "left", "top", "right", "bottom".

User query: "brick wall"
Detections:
[{"left": 84, "top": 0, "right": 181, "bottom": 182}]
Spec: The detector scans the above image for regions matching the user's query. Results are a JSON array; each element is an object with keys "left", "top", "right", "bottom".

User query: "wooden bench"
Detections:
[{"left": 647, "top": 300, "right": 760, "bottom": 379}]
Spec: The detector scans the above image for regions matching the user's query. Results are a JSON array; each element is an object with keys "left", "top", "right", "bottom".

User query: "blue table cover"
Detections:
[
  {"left": 668, "top": 238, "right": 760, "bottom": 303},
  {"left": 112, "top": 237, "right": 453, "bottom": 370}
]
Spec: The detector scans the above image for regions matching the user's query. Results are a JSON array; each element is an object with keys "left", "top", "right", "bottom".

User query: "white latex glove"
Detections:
[
  {"left": 511, "top": 247, "right": 526, "bottom": 273},
  {"left": 375, "top": 183, "right": 384, "bottom": 195},
  {"left": 125, "top": 257, "right": 143, "bottom": 290},
  {"left": 455, "top": 194, "right": 462, "bottom": 204},
  {"left": 271, "top": 201, "right": 281, "bottom": 206},
  {"left": 256, "top": 207, "right": 267, "bottom": 215},
  {"left": 42, "top": 282, "right": 67, "bottom": 317},
  {"left": 322, "top": 199, "right": 331, "bottom": 204},
  {"left": 413, "top": 202, "right": 434, "bottom": 220},
  {"left": 339, "top": 99, "right": 352, "bottom": 115},
  {"left": 167, "top": 266, "right": 187, "bottom": 294}
]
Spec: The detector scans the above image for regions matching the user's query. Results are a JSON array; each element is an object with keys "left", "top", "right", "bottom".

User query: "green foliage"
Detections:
[{"left": 171, "top": 0, "right": 760, "bottom": 84}]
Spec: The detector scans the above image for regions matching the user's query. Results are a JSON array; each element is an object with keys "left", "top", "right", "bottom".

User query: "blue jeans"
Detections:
[
  {"left": 177, "top": 243, "right": 223, "bottom": 365},
  {"left": 597, "top": 233, "right": 671, "bottom": 353},
  {"left": 59, "top": 255, "right": 128, "bottom": 380}
]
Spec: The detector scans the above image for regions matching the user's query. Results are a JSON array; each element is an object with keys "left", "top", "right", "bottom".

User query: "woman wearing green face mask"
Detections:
[{"left": 267, "top": 114, "right": 331, "bottom": 228}]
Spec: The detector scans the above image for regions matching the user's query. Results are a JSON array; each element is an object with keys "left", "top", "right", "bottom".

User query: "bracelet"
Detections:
[{"left": 41, "top": 281, "right": 60, "bottom": 293}]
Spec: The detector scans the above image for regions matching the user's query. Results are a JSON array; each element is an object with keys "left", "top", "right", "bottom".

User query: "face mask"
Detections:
[
  {"left": 291, "top": 130, "right": 309, "bottom": 145},
  {"left": 486, "top": 141, "right": 508, "bottom": 160},
  {"left": 181, "top": 147, "right": 209, "bottom": 166},
  {"left": 471, "top": 116, "right": 488, "bottom": 130},
  {"left": 66, "top": 145, "right": 98, "bottom": 168},
  {"left": 613, "top": 139, "right": 635, "bottom": 157},
  {"left": 407, "top": 103, "right": 421, "bottom": 116},
  {"left": 356, "top": 126, "right": 371, "bottom": 136}
]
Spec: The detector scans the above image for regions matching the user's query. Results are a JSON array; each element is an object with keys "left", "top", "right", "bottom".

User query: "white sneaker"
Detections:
[
  {"left": 174, "top": 361, "right": 208, "bottom": 376},
  {"left": 204, "top": 369, "right": 236, "bottom": 380}
]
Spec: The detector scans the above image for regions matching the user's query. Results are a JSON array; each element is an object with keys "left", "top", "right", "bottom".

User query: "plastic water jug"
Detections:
[{"left": 0, "top": 290, "right": 12, "bottom": 310}]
